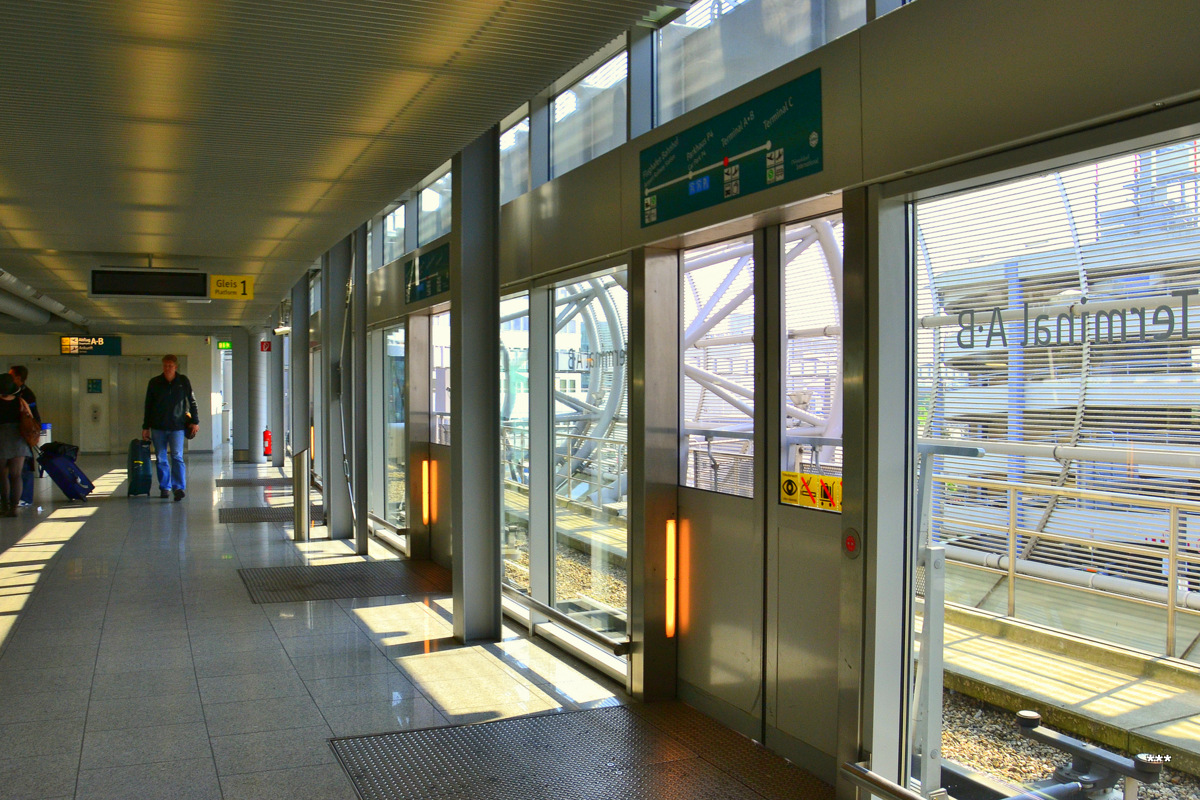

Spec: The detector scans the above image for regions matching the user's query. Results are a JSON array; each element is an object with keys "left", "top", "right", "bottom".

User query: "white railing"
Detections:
[{"left": 933, "top": 474, "right": 1200, "bottom": 658}]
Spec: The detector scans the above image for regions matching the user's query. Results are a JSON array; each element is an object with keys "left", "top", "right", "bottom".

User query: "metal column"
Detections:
[
  {"left": 247, "top": 327, "right": 269, "bottom": 463},
  {"left": 269, "top": 311, "right": 286, "bottom": 468},
  {"left": 352, "top": 223, "right": 369, "bottom": 554},
  {"left": 627, "top": 247, "right": 680, "bottom": 701},
  {"left": 322, "top": 240, "right": 353, "bottom": 539},
  {"left": 450, "top": 126, "right": 502, "bottom": 642},
  {"left": 290, "top": 274, "right": 311, "bottom": 461},
  {"left": 230, "top": 328, "right": 251, "bottom": 461}
]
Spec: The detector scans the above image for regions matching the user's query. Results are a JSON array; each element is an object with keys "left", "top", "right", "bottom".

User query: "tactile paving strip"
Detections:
[
  {"left": 331, "top": 704, "right": 834, "bottom": 800},
  {"left": 216, "top": 477, "right": 294, "bottom": 487},
  {"left": 238, "top": 559, "right": 451, "bottom": 604},
  {"left": 218, "top": 505, "right": 324, "bottom": 523}
]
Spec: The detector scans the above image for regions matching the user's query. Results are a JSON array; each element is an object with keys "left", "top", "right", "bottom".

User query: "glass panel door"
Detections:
[
  {"left": 384, "top": 326, "right": 407, "bottom": 527},
  {"left": 551, "top": 268, "right": 629, "bottom": 640},
  {"left": 501, "top": 294, "right": 531, "bottom": 593},
  {"left": 430, "top": 311, "right": 451, "bottom": 446}
]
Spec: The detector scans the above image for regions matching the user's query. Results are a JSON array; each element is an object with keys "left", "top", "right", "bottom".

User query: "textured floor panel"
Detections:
[
  {"left": 215, "top": 477, "right": 293, "bottom": 487},
  {"left": 219, "top": 505, "right": 324, "bottom": 523},
  {"left": 238, "top": 559, "right": 450, "bottom": 603},
  {"left": 331, "top": 704, "right": 833, "bottom": 800}
]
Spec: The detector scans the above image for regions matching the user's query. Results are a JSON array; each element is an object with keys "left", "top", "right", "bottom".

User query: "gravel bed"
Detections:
[{"left": 943, "top": 690, "right": 1199, "bottom": 800}]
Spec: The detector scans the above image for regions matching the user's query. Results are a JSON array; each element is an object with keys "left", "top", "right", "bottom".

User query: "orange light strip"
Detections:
[
  {"left": 422, "top": 460, "right": 430, "bottom": 526},
  {"left": 430, "top": 460, "right": 438, "bottom": 524},
  {"left": 665, "top": 519, "right": 677, "bottom": 638}
]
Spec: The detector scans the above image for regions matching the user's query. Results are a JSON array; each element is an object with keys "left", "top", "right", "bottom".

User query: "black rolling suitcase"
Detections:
[{"left": 128, "top": 439, "right": 154, "bottom": 496}]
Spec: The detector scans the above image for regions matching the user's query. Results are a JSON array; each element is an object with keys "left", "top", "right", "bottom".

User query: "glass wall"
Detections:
[
  {"left": 681, "top": 236, "right": 755, "bottom": 496},
  {"left": 500, "top": 294, "right": 531, "bottom": 593},
  {"left": 384, "top": 326, "right": 407, "bottom": 527},
  {"left": 500, "top": 117, "right": 531, "bottom": 205},
  {"left": 782, "top": 215, "right": 844, "bottom": 480},
  {"left": 383, "top": 205, "right": 405, "bottom": 266},
  {"left": 551, "top": 51, "right": 627, "bottom": 178},
  {"left": 657, "top": 0, "right": 866, "bottom": 125},
  {"left": 430, "top": 311, "right": 451, "bottom": 446},
  {"left": 906, "top": 137, "right": 1200, "bottom": 793},
  {"left": 552, "top": 268, "right": 629, "bottom": 640},
  {"left": 419, "top": 171, "right": 452, "bottom": 246}
]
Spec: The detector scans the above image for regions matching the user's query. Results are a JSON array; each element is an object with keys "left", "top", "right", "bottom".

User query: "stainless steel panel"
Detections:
[
  {"left": 676, "top": 487, "right": 763, "bottom": 723},
  {"left": 499, "top": 196, "right": 533, "bottom": 288},
  {"left": 430, "top": 442, "right": 453, "bottom": 570},
  {"left": 110, "top": 356, "right": 170, "bottom": 454},
  {"left": 769, "top": 515, "right": 843, "bottom": 761},
  {"left": 860, "top": 0, "right": 1200, "bottom": 182},
  {"left": 529, "top": 150, "right": 625, "bottom": 278},
  {"left": 367, "top": 257, "right": 407, "bottom": 328},
  {"left": 628, "top": 247, "right": 679, "bottom": 700}
]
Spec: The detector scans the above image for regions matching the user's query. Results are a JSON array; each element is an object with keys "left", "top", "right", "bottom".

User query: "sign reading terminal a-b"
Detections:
[{"left": 210, "top": 275, "right": 255, "bottom": 300}]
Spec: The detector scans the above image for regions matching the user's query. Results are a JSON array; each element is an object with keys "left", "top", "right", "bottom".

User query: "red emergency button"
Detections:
[{"left": 843, "top": 529, "right": 861, "bottom": 559}]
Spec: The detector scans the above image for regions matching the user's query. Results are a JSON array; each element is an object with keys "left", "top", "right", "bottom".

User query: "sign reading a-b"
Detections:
[{"left": 210, "top": 275, "right": 255, "bottom": 300}]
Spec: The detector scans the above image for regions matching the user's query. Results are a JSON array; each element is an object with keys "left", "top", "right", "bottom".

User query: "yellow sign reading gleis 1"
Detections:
[{"left": 210, "top": 275, "right": 255, "bottom": 300}]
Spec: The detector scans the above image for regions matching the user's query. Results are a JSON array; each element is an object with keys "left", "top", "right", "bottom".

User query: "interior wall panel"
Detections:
[{"left": 860, "top": 0, "right": 1200, "bottom": 182}]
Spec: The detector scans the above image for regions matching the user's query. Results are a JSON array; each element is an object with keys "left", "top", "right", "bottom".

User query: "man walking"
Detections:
[{"left": 142, "top": 354, "right": 199, "bottom": 500}]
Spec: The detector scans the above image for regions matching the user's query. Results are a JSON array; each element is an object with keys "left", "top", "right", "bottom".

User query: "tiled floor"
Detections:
[{"left": 0, "top": 454, "right": 630, "bottom": 800}]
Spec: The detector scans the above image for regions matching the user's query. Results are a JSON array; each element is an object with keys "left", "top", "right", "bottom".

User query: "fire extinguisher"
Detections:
[{"left": 263, "top": 428, "right": 272, "bottom": 456}]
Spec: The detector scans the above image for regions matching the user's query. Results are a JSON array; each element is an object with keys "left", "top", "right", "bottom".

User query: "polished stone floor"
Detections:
[{"left": 0, "top": 454, "right": 628, "bottom": 800}]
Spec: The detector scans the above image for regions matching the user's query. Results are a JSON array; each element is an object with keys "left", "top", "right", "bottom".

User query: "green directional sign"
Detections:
[
  {"left": 404, "top": 243, "right": 450, "bottom": 305},
  {"left": 640, "top": 68, "right": 822, "bottom": 227}
]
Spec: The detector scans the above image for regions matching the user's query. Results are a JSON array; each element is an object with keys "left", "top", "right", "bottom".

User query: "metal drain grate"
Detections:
[
  {"left": 218, "top": 505, "right": 323, "bottom": 524},
  {"left": 238, "top": 559, "right": 451, "bottom": 604},
  {"left": 331, "top": 704, "right": 833, "bottom": 800},
  {"left": 216, "top": 477, "right": 294, "bottom": 487}
]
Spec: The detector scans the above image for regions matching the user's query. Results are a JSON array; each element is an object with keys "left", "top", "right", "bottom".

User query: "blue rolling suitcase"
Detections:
[
  {"left": 128, "top": 439, "right": 153, "bottom": 496},
  {"left": 37, "top": 449, "right": 94, "bottom": 501}
]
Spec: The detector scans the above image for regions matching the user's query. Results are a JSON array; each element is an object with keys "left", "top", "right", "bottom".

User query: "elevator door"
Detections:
[
  {"left": 0, "top": 356, "right": 76, "bottom": 443},
  {"left": 111, "top": 357, "right": 187, "bottom": 453}
]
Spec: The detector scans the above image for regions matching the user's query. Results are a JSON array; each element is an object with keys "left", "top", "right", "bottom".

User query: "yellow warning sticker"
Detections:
[{"left": 781, "top": 472, "right": 842, "bottom": 513}]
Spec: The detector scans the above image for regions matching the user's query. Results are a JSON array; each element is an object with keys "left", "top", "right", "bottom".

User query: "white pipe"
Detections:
[
  {"left": 919, "top": 436, "right": 1200, "bottom": 470},
  {"left": 0, "top": 290, "right": 50, "bottom": 324},
  {"left": 0, "top": 270, "right": 88, "bottom": 325},
  {"left": 945, "top": 543, "right": 1200, "bottom": 611}
]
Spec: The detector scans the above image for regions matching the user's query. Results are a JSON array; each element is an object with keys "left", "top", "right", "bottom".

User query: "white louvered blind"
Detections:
[
  {"left": 681, "top": 236, "right": 756, "bottom": 496},
  {"left": 915, "top": 139, "right": 1200, "bottom": 595},
  {"left": 783, "top": 216, "right": 844, "bottom": 480}
]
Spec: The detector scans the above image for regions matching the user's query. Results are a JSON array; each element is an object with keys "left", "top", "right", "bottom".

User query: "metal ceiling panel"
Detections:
[{"left": 0, "top": 0, "right": 667, "bottom": 332}]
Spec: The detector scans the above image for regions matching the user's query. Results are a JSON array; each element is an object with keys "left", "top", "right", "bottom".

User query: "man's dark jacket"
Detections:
[{"left": 143, "top": 373, "right": 200, "bottom": 431}]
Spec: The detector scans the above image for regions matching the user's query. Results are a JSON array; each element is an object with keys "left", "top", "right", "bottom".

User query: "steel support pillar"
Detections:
[
  {"left": 352, "top": 223, "right": 369, "bottom": 554},
  {"left": 290, "top": 274, "right": 311, "bottom": 461},
  {"left": 322, "top": 240, "right": 353, "bottom": 539},
  {"left": 450, "top": 126, "right": 502, "bottom": 642},
  {"left": 247, "top": 327, "right": 269, "bottom": 463},
  {"left": 230, "top": 328, "right": 251, "bottom": 461}
]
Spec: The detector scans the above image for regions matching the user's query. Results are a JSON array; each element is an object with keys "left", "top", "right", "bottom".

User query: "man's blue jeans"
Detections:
[{"left": 150, "top": 429, "right": 186, "bottom": 492}]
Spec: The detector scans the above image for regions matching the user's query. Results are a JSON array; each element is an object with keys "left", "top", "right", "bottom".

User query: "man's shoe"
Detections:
[
  {"left": 173, "top": 489, "right": 185, "bottom": 501},
  {"left": 160, "top": 489, "right": 170, "bottom": 498}
]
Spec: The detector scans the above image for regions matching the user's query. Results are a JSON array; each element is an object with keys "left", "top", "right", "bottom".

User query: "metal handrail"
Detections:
[
  {"left": 933, "top": 474, "right": 1200, "bottom": 513},
  {"left": 931, "top": 473, "right": 1199, "bottom": 655},
  {"left": 839, "top": 762, "right": 930, "bottom": 800}
]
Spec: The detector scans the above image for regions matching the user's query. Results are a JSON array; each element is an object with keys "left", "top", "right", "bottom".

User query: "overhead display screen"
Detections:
[{"left": 91, "top": 269, "right": 208, "bottom": 299}]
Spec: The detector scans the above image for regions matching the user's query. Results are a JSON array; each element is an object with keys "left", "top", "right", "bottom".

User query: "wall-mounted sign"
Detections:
[
  {"left": 61, "top": 336, "right": 122, "bottom": 356},
  {"left": 260, "top": 341, "right": 272, "bottom": 352},
  {"left": 86, "top": 379, "right": 103, "bottom": 394},
  {"left": 217, "top": 340, "right": 232, "bottom": 350},
  {"left": 404, "top": 243, "right": 450, "bottom": 305},
  {"left": 780, "top": 470, "right": 842, "bottom": 513},
  {"left": 640, "top": 68, "right": 823, "bottom": 227},
  {"left": 211, "top": 274, "right": 255, "bottom": 300}
]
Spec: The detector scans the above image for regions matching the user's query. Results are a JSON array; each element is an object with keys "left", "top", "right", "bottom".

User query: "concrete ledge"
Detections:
[{"left": 947, "top": 605, "right": 1200, "bottom": 692}]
